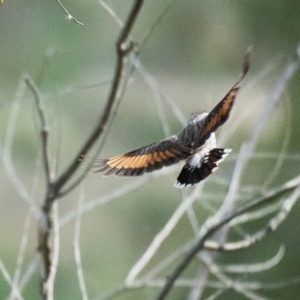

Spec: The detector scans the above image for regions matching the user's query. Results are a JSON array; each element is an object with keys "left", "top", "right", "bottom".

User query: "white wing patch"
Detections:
[{"left": 187, "top": 133, "right": 216, "bottom": 169}]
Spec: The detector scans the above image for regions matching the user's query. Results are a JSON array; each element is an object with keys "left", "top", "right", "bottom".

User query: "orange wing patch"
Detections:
[
  {"left": 107, "top": 154, "right": 149, "bottom": 169},
  {"left": 199, "top": 49, "right": 250, "bottom": 143},
  {"left": 199, "top": 87, "right": 237, "bottom": 141},
  {"left": 107, "top": 150, "right": 177, "bottom": 170},
  {"left": 95, "top": 146, "right": 187, "bottom": 177}
]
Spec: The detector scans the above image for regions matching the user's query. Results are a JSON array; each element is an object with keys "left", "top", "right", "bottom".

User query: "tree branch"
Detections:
[
  {"left": 33, "top": 1, "right": 144, "bottom": 298},
  {"left": 156, "top": 174, "right": 300, "bottom": 299}
]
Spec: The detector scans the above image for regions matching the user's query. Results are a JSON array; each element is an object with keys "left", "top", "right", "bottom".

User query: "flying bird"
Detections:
[{"left": 95, "top": 56, "right": 249, "bottom": 188}]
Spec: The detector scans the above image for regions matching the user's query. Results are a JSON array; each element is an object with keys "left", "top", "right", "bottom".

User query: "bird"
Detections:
[{"left": 95, "top": 55, "right": 249, "bottom": 188}]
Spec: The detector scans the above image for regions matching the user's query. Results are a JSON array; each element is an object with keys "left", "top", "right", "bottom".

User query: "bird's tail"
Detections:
[{"left": 174, "top": 148, "right": 231, "bottom": 188}]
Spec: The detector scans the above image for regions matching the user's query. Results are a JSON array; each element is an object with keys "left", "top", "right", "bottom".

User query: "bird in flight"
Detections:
[{"left": 95, "top": 56, "right": 249, "bottom": 188}]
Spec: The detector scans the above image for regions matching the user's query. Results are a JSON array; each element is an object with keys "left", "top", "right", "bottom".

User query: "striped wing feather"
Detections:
[
  {"left": 199, "top": 84, "right": 238, "bottom": 143},
  {"left": 95, "top": 137, "right": 190, "bottom": 177},
  {"left": 199, "top": 53, "right": 249, "bottom": 144}
]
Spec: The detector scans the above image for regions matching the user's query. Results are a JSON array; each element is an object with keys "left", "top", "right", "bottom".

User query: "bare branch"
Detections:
[
  {"left": 99, "top": 0, "right": 123, "bottom": 27},
  {"left": 126, "top": 184, "right": 203, "bottom": 284},
  {"left": 0, "top": 259, "right": 23, "bottom": 300},
  {"left": 132, "top": 57, "right": 186, "bottom": 126},
  {"left": 41, "top": 202, "right": 60, "bottom": 299},
  {"left": 202, "top": 254, "right": 268, "bottom": 300},
  {"left": 2, "top": 78, "right": 39, "bottom": 216},
  {"left": 25, "top": 76, "right": 52, "bottom": 185},
  {"left": 220, "top": 245, "right": 285, "bottom": 273},
  {"left": 60, "top": 176, "right": 149, "bottom": 227},
  {"left": 74, "top": 185, "right": 88, "bottom": 300},
  {"left": 156, "top": 174, "right": 300, "bottom": 299},
  {"left": 9, "top": 209, "right": 34, "bottom": 300},
  {"left": 19, "top": 254, "right": 40, "bottom": 292},
  {"left": 137, "top": 0, "right": 176, "bottom": 54},
  {"left": 262, "top": 91, "right": 292, "bottom": 189}
]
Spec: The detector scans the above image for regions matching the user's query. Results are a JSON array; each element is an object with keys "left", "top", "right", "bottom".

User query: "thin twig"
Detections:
[
  {"left": 2, "top": 78, "right": 39, "bottom": 216},
  {"left": 0, "top": 259, "right": 23, "bottom": 300},
  {"left": 220, "top": 245, "right": 285, "bottom": 273},
  {"left": 228, "top": 200, "right": 281, "bottom": 226},
  {"left": 74, "top": 185, "right": 88, "bottom": 300},
  {"left": 137, "top": 0, "right": 177, "bottom": 54},
  {"left": 99, "top": 0, "right": 123, "bottom": 27},
  {"left": 203, "top": 163, "right": 300, "bottom": 253},
  {"left": 202, "top": 254, "right": 268, "bottom": 300},
  {"left": 126, "top": 184, "right": 203, "bottom": 284},
  {"left": 25, "top": 76, "right": 52, "bottom": 185},
  {"left": 60, "top": 176, "right": 149, "bottom": 227},
  {"left": 56, "top": 0, "right": 84, "bottom": 26},
  {"left": 132, "top": 57, "right": 186, "bottom": 126},
  {"left": 262, "top": 90, "right": 292, "bottom": 189},
  {"left": 8, "top": 209, "right": 34, "bottom": 300},
  {"left": 19, "top": 254, "right": 40, "bottom": 292}
]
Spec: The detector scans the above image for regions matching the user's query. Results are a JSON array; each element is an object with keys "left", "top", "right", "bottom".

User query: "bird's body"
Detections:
[{"left": 95, "top": 57, "right": 249, "bottom": 188}]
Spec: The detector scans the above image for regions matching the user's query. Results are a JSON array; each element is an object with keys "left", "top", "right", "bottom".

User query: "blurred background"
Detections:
[{"left": 1, "top": 0, "right": 300, "bottom": 299}]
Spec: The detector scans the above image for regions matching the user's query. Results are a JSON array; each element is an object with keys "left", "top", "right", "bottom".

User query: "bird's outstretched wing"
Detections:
[
  {"left": 95, "top": 137, "right": 191, "bottom": 177},
  {"left": 198, "top": 52, "right": 250, "bottom": 144}
]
